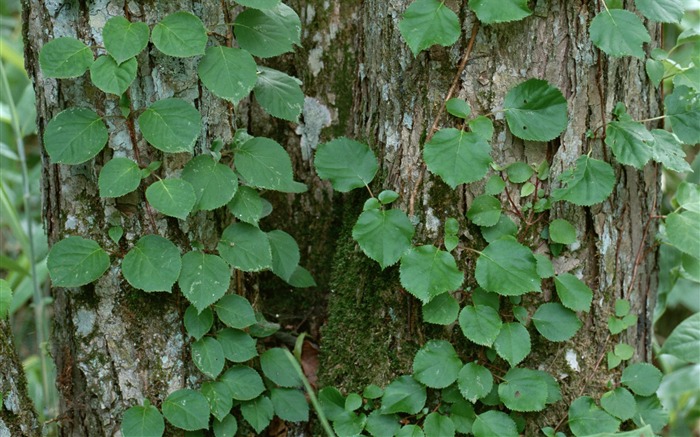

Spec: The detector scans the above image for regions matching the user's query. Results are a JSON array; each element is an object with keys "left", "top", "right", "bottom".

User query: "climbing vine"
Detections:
[{"left": 22, "top": 0, "right": 699, "bottom": 436}]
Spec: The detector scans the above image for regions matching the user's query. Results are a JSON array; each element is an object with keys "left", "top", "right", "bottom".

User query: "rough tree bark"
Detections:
[{"left": 22, "top": 0, "right": 659, "bottom": 435}]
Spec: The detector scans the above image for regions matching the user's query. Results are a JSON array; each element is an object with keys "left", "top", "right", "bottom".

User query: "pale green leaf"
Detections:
[
  {"left": 90, "top": 55, "right": 137, "bottom": 95},
  {"left": 102, "top": 16, "right": 150, "bottom": 64},
  {"left": 151, "top": 12, "right": 207, "bottom": 57},
  {"left": 468, "top": 0, "right": 532, "bottom": 24},
  {"left": 122, "top": 235, "right": 181, "bottom": 292},
  {"left": 314, "top": 137, "right": 378, "bottom": 192},
  {"left": 44, "top": 108, "right": 108, "bottom": 164},
  {"left": 661, "top": 313, "right": 700, "bottom": 363},
  {"left": 47, "top": 236, "right": 110, "bottom": 287},
  {"left": 605, "top": 120, "right": 653, "bottom": 169},
  {"left": 665, "top": 211, "right": 700, "bottom": 257},
  {"left": 253, "top": 67, "right": 304, "bottom": 122},
  {"left": 549, "top": 218, "right": 576, "bottom": 244},
  {"left": 162, "top": 389, "right": 210, "bottom": 431},
  {"left": 399, "top": 245, "right": 464, "bottom": 303},
  {"left": 398, "top": 0, "right": 460, "bottom": 56},
  {"left": 178, "top": 252, "right": 230, "bottom": 312},
  {"left": 182, "top": 155, "right": 238, "bottom": 211},
  {"left": 145, "top": 178, "right": 196, "bottom": 219},
  {"left": 475, "top": 237, "right": 541, "bottom": 295},
  {"left": 589, "top": 9, "right": 650, "bottom": 58},
  {"left": 665, "top": 85, "right": 700, "bottom": 145},
  {"left": 504, "top": 79, "right": 568, "bottom": 142},
  {"left": 445, "top": 98, "right": 471, "bottom": 119},
  {"left": 352, "top": 208, "right": 415, "bottom": 269},
  {"left": 218, "top": 222, "right": 272, "bottom": 272},
  {"left": 39, "top": 37, "right": 93, "bottom": 78},
  {"left": 99, "top": 157, "right": 141, "bottom": 198},
  {"left": 650, "top": 130, "right": 692, "bottom": 173},
  {"left": 552, "top": 155, "right": 616, "bottom": 206},
  {"left": 197, "top": 46, "right": 257, "bottom": 103},
  {"left": 469, "top": 116, "right": 494, "bottom": 140},
  {"left": 137, "top": 98, "right": 201, "bottom": 153},
  {"left": 423, "top": 129, "right": 492, "bottom": 189}
]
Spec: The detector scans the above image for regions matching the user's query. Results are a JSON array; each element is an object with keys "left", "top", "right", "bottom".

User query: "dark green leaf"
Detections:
[
  {"left": 459, "top": 305, "right": 502, "bottom": 347},
  {"left": 475, "top": 237, "right": 541, "bottom": 295},
  {"left": 44, "top": 108, "right": 108, "bottom": 164},
  {"left": 122, "top": 235, "right": 181, "bottom": 292},
  {"left": 552, "top": 155, "right": 616, "bottom": 206},
  {"left": 151, "top": 12, "right": 207, "bottom": 57},
  {"left": 90, "top": 55, "right": 137, "bottom": 95},
  {"left": 665, "top": 85, "right": 700, "bottom": 145},
  {"left": 121, "top": 401, "right": 165, "bottom": 437},
  {"left": 270, "top": 388, "right": 308, "bottom": 422},
  {"left": 145, "top": 178, "right": 196, "bottom": 219},
  {"left": 532, "top": 303, "right": 582, "bottom": 342},
  {"left": 380, "top": 375, "right": 426, "bottom": 415},
  {"left": 412, "top": 340, "right": 462, "bottom": 388},
  {"left": 423, "top": 413, "right": 455, "bottom": 437},
  {"left": 162, "top": 389, "right": 210, "bottom": 431},
  {"left": 182, "top": 155, "right": 238, "bottom": 211},
  {"left": 227, "top": 186, "right": 265, "bottom": 225},
  {"left": 102, "top": 16, "right": 150, "bottom": 64},
  {"left": 213, "top": 415, "right": 237, "bottom": 437},
  {"left": 352, "top": 208, "right": 415, "bottom": 269},
  {"left": 621, "top": 363, "right": 662, "bottom": 396},
  {"left": 234, "top": 4, "right": 301, "bottom": 57},
  {"left": 422, "top": 293, "right": 459, "bottom": 325},
  {"left": 267, "top": 230, "right": 300, "bottom": 282},
  {"left": 260, "top": 347, "right": 302, "bottom": 387},
  {"left": 197, "top": 46, "right": 257, "bottom": 103},
  {"left": 568, "top": 396, "right": 620, "bottom": 436},
  {"left": 47, "top": 236, "right": 110, "bottom": 287},
  {"left": 589, "top": 9, "right": 650, "bottom": 58},
  {"left": 138, "top": 98, "right": 201, "bottom": 153},
  {"left": 399, "top": 245, "right": 464, "bottom": 303},
  {"left": 99, "top": 157, "right": 141, "bottom": 198},
  {"left": 398, "top": 0, "right": 460, "bottom": 56},
  {"left": 423, "top": 129, "right": 492, "bottom": 189},
  {"left": 504, "top": 79, "right": 568, "bottom": 142},
  {"left": 472, "top": 411, "right": 518, "bottom": 437},
  {"left": 468, "top": 0, "right": 532, "bottom": 24},
  {"left": 554, "top": 273, "right": 593, "bottom": 312},
  {"left": 178, "top": 252, "right": 230, "bottom": 312},
  {"left": 39, "top": 37, "right": 93, "bottom": 78},
  {"left": 286, "top": 266, "right": 316, "bottom": 288},
  {"left": 240, "top": 396, "right": 274, "bottom": 433},
  {"left": 457, "top": 362, "right": 493, "bottom": 403},
  {"left": 184, "top": 305, "right": 213, "bottom": 340},
  {"left": 253, "top": 67, "right": 304, "bottom": 122},
  {"left": 498, "top": 368, "right": 549, "bottom": 412},
  {"left": 235, "top": 137, "right": 306, "bottom": 193},
  {"left": 214, "top": 294, "right": 257, "bottom": 329},
  {"left": 220, "top": 365, "right": 265, "bottom": 401},
  {"left": 314, "top": 137, "right": 378, "bottom": 192},
  {"left": 365, "top": 410, "right": 400, "bottom": 437},
  {"left": 191, "top": 337, "right": 225, "bottom": 379},
  {"left": 600, "top": 388, "right": 636, "bottom": 421},
  {"left": 217, "top": 328, "right": 257, "bottom": 363},
  {"left": 467, "top": 195, "right": 502, "bottom": 227},
  {"left": 494, "top": 322, "right": 531, "bottom": 367}
]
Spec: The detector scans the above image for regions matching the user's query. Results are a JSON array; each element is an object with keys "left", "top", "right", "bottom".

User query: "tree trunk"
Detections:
[{"left": 23, "top": 0, "right": 660, "bottom": 435}]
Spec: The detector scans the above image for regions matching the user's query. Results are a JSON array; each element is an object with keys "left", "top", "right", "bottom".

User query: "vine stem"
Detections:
[
  {"left": 408, "top": 22, "right": 480, "bottom": 216},
  {"left": 0, "top": 61, "right": 52, "bottom": 413}
]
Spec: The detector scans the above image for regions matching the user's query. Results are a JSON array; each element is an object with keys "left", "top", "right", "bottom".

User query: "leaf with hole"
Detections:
[
  {"left": 182, "top": 155, "right": 238, "bottom": 211},
  {"left": 221, "top": 365, "right": 265, "bottom": 401},
  {"left": 271, "top": 388, "right": 309, "bottom": 422},
  {"left": 90, "top": 55, "right": 137, "bottom": 95},
  {"left": 121, "top": 401, "right": 165, "bottom": 437},
  {"left": 380, "top": 375, "right": 426, "bottom": 415},
  {"left": 214, "top": 294, "right": 257, "bottom": 329},
  {"left": 665, "top": 85, "right": 700, "bottom": 145},
  {"left": 422, "top": 292, "right": 459, "bottom": 325},
  {"left": 457, "top": 362, "right": 493, "bottom": 403},
  {"left": 399, "top": 245, "right": 464, "bottom": 303},
  {"left": 184, "top": 305, "right": 213, "bottom": 340},
  {"left": 138, "top": 98, "right": 201, "bottom": 153},
  {"left": 504, "top": 79, "right": 568, "bottom": 141},
  {"left": 234, "top": 4, "right": 301, "bottom": 57},
  {"left": 151, "top": 12, "right": 207, "bottom": 57},
  {"left": 589, "top": 9, "right": 650, "bottom": 58},
  {"left": 498, "top": 368, "right": 549, "bottom": 412},
  {"left": 532, "top": 303, "right": 582, "bottom": 342},
  {"left": 218, "top": 222, "right": 272, "bottom": 272},
  {"left": 424, "top": 129, "right": 492, "bottom": 189},
  {"left": 241, "top": 396, "right": 274, "bottom": 434},
  {"left": 102, "top": 16, "right": 150, "bottom": 64},
  {"left": 472, "top": 411, "right": 518, "bottom": 437},
  {"left": 475, "top": 237, "right": 541, "bottom": 295},
  {"left": 459, "top": 304, "right": 502, "bottom": 347},
  {"left": 178, "top": 252, "right": 230, "bottom": 313},
  {"left": 468, "top": 0, "right": 532, "bottom": 24},
  {"left": 198, "top": 46, "right": 257, "bottom": 104},
  {"left": 99, "top": 157, "right": 141, "bottom": 198},
  {"left": 145, "top": 178, "right": 196, "bottom": 219},
  {"left": 314, "top": 137, "right": 378, "bottom": 192},
  {"left": 235, "top": 137, "right": 306, "bottom": 193},
  {"left": 39, "top": 37, "right": 93, "bottom": 78},
  {"left": 494, "top": 322, "right": 531, "bottom": 367},
  {"left": 553, "top": 273, "right": 592, "bottom": 312},
  {"left": 412, "top": 340, "right": 462, "bottom": 389},
  {"left": 191, "top": 337, "right": 225, "bottom": 379},
  {"left": 253, "top": 67, "right": 304, "bottom": 122},
  {"left": 467, "top": 195, "right": 502, "bottom": 227},
  {"left": 162, "top": 389, "right": 210, "bottom": 431},
  {"left": 352, "top": 208, "right": 415, "bottom": 269},
  {"left": 47, "top": 236, "right": 110, "bottom": 288},
  {"left": 568, "top": 396, "right": 620, "bottom": 436},
  {"left": 44, "top": 108, "right": 108, "bottom": 164},
  {"left": 398, "top": 0, "right": 460, "bottom": 56},
  {"left": 122, "top": 235, "right": 181, "bottom": 292},
  {"left": 552, "top": 155, "right": 615, "bottom": 206}
]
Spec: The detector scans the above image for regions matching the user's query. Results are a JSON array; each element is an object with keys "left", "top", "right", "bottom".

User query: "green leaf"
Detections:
[
  {"left": 380, "top": 376, "right": 426, "bottom": 415},
  {"left": 249, "top": 313, "right": 280, "bottom": 338},
  {"left": 233, "top": 0, "right": 281, "bottom": 8},
  {"left": 589, "top": 9, "right": 650, "bottom": 58},
  {"left": 178, "top": 252, "right": 230, "bottom": 312},
  {"left": 665, "top": 211, "right": 700, "bottom": 257},
  {"left": 217, "top": 328, "right": 257, "bottom": 363},
  {"left": 122, "top": 235, "right": 181, "bottom": 292},
  {"left": 162, "top": 389, "right": 210, "bottom": 431},
  {"left": 197, "top": 46, "right": 257, "bottom": 104},
  {"left": 253, "top": 67, "right": 304, "bottom": 122},
  {"left": 44, "top": 108, "right": 108, "bottom": 164},
  {"left": 151, "top": 12, "right": 207, "bottom": 57},
  {"left": 365, "top": 410, "right": 401, "bottom": 437},
  {"left": 397, "top": 425, "right": 425, "bottom": 437},
  {"left": 469, "top": 116, "right": 494, "bottom": 140},
  {"left": 121, "top": 401, "right": 165, "bottom": 437},
  {"left": 102, "top": 16, "right": 150, "bottom": 64},
  {"left": 213, "top": 415, "right": 238, "bottom": 437},
  {"left": 444, "top": 217, "right": 459, "bottom": 251},
  {"left": 138, "top": 98, "right": 201, "bottom": 154},
  {"left": 450, "top": 400, "right": 476, "bottom": 434},
  {"left": 621, "top": 363, "right": 662, "bottom": 396},
  {"left": 423, "top": 129, "right": 492, "bottom": 189},
  {"left": 608, "top": 352, "right": 622, "bottom": 370},
  {"left": 467, "top": 195, "right": 502, "bottom": 227},
  {"left": 481, "top": 215, "right": 518, "bottom": 243},
  {"left": 498, "top": 368, "right": 549, "bottom": 412},
  {"left": 614, "top": 343, "right": 635, "bottom": 360},
  {"left": 650, "top": 130, "right": 692, "bottom": 173},
  {"left": 457, "top": 362, "right": 493, "bottom": 403},
  {"left": 399, "top": 245, "right": 464, "bottom": 303},
  {"left": 552, "top": 155, "right": 615, "bottom": 206},
  {"left": 234, "top": 4, "right": 301, "bottom": 57},
  {"left": 378, "top": 190, "right": 400, "bottom": 205},
  {"left": 333, "top": 412, "right": 367, "bottom": 436},
  {"left": 235, "top": 137, "right": 306, "bottom": 193},
  {"left": 665, "top": 85, "right": 700, "bottom": 145},
  {"left": 287, "top": 266, "right": 316, "bottom": 288},
  {"left": 660, "top": 313, "right": 700, "bottom": 363},
  {"left": 214, "top": 294, "right": 257, "bottom": 329},
  {"left": 0, "top": 280, "right": 11, "bottom": 320},
  {"left": 319, "top": 387, "right": 346, "bottom": 421},
  {"left": 218, "top": 222, "right": 272, "bottom": 272},
  {"left": 532, "top": 303, "right": 582, "bottom": 342},
  {"left": 422, "top": 292, "right": 459, "bottom": 325},
  {"left": 145, "top": 178, "right": 196, "bottom": 219},
  {"left": 182, "top": 155, "right": 238, "bottom": 211},
  {"left": 363, "top": 385, "right": 384, "bottom": 400},
  {"left": 635, "top": 0, "right": 684, "bottom": 23},
  {"left": 47, "top": 236, "right": 110, "bottom": 288},
  {"left": 554, "top": 273, "right": 593, "bottom": 312},
  {"left": 549, "top": 219, "right": 577, "bottom": 244},
  {"left": 568, "top": 396, "right": 620, "bottom": 437},
  {"left": 615, "top": 299, "right": 630, "bottom": 317},
  {"left": 505, "top": 162, "right": 534, "bottom": 184},
  {"left": 412, "top": 340, "right": 462, "bottom": 389},
  {"left": 227, "top": 186, "right": 265, "bottom": 225},
  {"left": 184, "top": 305, "right": 213, "bottom": 340},
  {"left": 398, "top": 0, "right": 460, "bottom": 56},
  {"left": 314, "top": 137, "right": 378, "bottom": 192},
  {"left": 201, "top": 382, "right": 232, "bottom": 422},
  {"left": 39, "top": 37, "right": 93, "bottom": 78},
  {"left": 459, "top": 305, "right": 502, "bottom": 347},
  {"left": 445, "top": 98, "right": 471, "bottom": 119},
  {"left": 191, "top": 337, "right": 225, "bottom": 379},
  {"left": 240, "top": 395, "right": 274, "bottom": 433},
  {"left": 468, "top": 0, "right": 532, "bottom": 24},
  {"left": 600, "top": 388, "right": 636, "bottom": 421},
  {"left": 646, "top": 59, "right": 665, "bottom": 87},
  {"left": 220, "top": 365, "right": 265, "bottom": 401},
  {"left": 504, "top": 79, "right": 568, "bottom": 142},
  {"left": 605, "top": 120, "right": 653, "bottom": 169},
  {"left": 90, "top": 55, "right": 137, "bottom": 95},
  {"left": 472, "top": 411, "right": 518, "bottom": 437},
  {"left": 267, "top": 230, "right": 300, "bottom": 282},
  {"left": 494, "top": 322, "right": 531, "bottom": 367},
  {"left": 475, "top": 237, "right": 541, "bottom": 295},
  {"left": 99, "top": 157, "right": 141, "bottom": 198},
  {"left": 423, "top": 413, "right": 455, "bottom": 437},
  {"left": 270, "top": 388, "right": 309, "bottom": 422},
  {"left": 260, "top": 347, "right": 302, "bottom": 387},
  {"left": 352, "top": 208, "right": 415, "bottom": 269}
]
